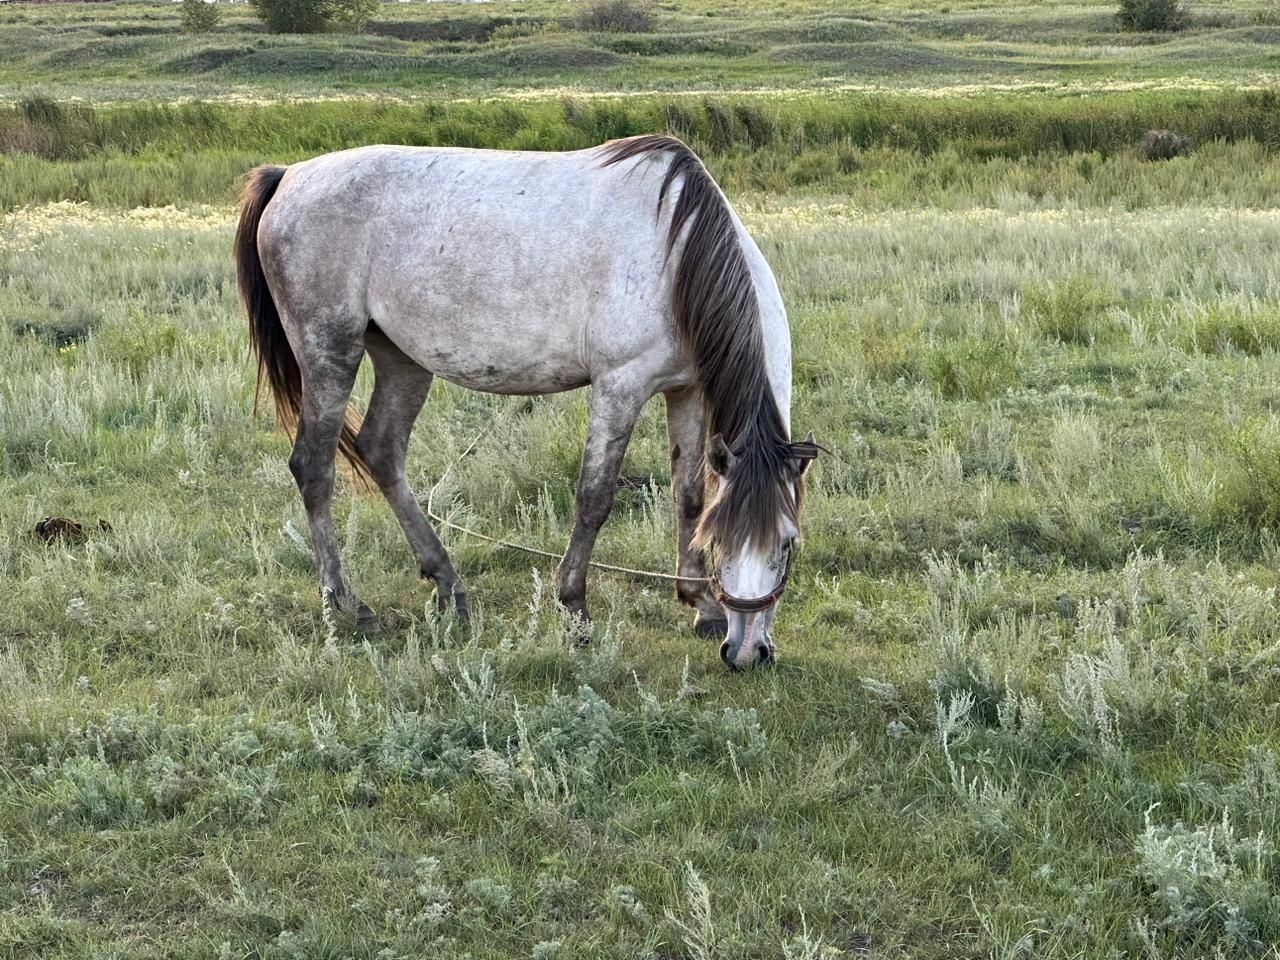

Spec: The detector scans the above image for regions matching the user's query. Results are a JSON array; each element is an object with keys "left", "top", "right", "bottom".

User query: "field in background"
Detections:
[
  {"left": 5, "top": 0, "right": 1280, "bottom": 101},
  {"left": 4, "top": 2, "right": 1280, "bottom": 958}
]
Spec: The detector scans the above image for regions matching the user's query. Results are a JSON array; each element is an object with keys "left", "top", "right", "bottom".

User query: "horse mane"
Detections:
[{"left": 599, "top": 135, "right": 804, "bottom": 557}]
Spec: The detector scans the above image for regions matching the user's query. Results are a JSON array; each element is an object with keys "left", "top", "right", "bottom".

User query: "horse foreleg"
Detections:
[
  {"left": 357, "top": 328, "right": 469, "bottom": 618},
  {"left": 557, "top": 380, "right": 647, "bottom": 628},
  {"left": 664, "top": 385, "right": 726, "bottom": 638}
]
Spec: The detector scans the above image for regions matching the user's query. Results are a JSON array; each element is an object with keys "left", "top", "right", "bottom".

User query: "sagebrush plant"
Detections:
[
  {"left": 934, "top": 690, "right": 1018, "bottom": 838},
  {"left": 1135, "top": 808, "right": 1278, "bottom": 950}
]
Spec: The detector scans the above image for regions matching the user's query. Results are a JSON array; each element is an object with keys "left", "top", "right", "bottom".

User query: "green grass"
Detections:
[
  {"left": 5, "top": 0, "right": 1280, "bottom": 957},
  {"left": 6, "top": 191, "right": 1280, "bottom": 960}
]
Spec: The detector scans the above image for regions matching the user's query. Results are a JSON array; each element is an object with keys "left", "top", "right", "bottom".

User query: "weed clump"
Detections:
[
  {"left": 925, "top": 338, "right": 1020, "bottom": 401},
  {"left": 1177, "top": 303, "right": 1280, "bottom": 356},
  {"left": 1216, "top": 419, "right": 1280, "bottom": 531}
]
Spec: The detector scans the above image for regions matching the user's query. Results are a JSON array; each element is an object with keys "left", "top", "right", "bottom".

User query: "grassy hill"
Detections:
[{"left": 5, "top": 0, "right": 1279, "bottom": 101}]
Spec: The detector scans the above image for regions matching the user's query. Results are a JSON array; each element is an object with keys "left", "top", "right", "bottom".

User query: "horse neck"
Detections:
[{"left": 734, "top": 218, "right": 793, "bottom": 440}]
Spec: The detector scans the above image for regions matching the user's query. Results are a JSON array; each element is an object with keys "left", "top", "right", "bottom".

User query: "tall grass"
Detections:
[
  {"left": 4, "top": 90, "right": 1280, "bottom": 209},
  {"left": 7, "top": 90, "right": 1280, "bottom": 163}
]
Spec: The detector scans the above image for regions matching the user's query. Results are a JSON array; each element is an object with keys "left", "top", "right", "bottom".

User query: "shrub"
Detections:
[
  {"left": 1023, "top": 275, "right": 1118, "bottom": 345},
  {"left": 786, "top": 149, "right": 839, "bottom": 186},
  {"left": 1136, "top": 809, "right": 1278, "bottom": 950},
  {"left": 1178, "top": 303, "right": 1280, "bottom": 356},
  {"left": 1139, "top": 128, "right": 1194, "bottom": 161},
  {"left": 1117, "top": 0, "right": 1188, "bottom": 31},
  {"left": 576, "top": 0, "right": 653, "bottom": 33},
  {"left": 704, "top": 100, "right": 735, "bottom": 152},
  {"left": 326, "top": 0, "right": 379, "bottom": 31},
  {"left": 180, "top": 0, "right": 221, "bottom": 34},
  {"left": 250, "top": 0, "right": 378, "bottom": 34},
  {"left": 1254, "top": 1, "right": 1280, "bottom": 26},
  {"left": 1215, "top": 419, "right": 1280, "bottom": 530},
  {"left": 733, "top": 104, "right": 774, "bottom": 148},
  {"left": 925, "top": 338, "right": 1021, "bottom": 401}
]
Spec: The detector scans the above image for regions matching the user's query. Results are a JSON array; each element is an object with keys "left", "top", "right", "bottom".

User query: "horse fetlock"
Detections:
[
  {"left": 452, "top": 590, "right": 472, "bottom": 621},
  {"left": 557, "top": 585, "right": 589, "bottom": 622}
]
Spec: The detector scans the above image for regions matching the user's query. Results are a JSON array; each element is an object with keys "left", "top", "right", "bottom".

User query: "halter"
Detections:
[{"left": 711, "top": 542, "right": 795, "bottom": 613}]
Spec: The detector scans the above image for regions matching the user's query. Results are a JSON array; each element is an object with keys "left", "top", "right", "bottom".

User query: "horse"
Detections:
[{"left": 235, "top": 135, "right": 817, "bottom": 670}]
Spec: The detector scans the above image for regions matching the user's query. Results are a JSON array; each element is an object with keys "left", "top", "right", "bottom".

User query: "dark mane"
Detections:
[{"left": 600, "top": 135, "right": 804, "bottom": 557}]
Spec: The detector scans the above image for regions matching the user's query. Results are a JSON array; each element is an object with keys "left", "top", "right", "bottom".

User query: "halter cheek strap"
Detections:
[{"left": 711, "top": 545, "right": 795, "bottom": 613}]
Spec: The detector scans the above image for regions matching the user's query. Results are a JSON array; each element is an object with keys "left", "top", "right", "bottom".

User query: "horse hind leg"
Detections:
[
  {"left": 286, "top": 326, "right": 377, "bottom": 629},
  {"left": 356, "top": 327, "right": 469, "bottom": 618}
]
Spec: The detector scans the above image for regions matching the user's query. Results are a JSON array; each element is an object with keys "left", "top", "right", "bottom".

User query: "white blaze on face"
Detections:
[{"left": 715, "top": 534, "right": 793, "bottom": 670}]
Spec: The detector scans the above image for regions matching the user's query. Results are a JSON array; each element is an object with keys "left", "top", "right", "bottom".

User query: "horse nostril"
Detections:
[
  {"left": 719, "top": 640, "right": 737, "bottom": 670},
  {"left": 756, "top": 642, "right": 774, "bottom": 667}
]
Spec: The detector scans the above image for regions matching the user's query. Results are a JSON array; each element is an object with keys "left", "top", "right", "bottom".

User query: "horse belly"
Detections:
[
  {"left": 404, "top": 330, "right": 591, "bottom": 395},
  {"left": 368, "top": 291, "right": 594, "bottom": 395}
]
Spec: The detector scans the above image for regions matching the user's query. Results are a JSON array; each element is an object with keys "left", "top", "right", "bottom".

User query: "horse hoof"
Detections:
[
  {"left": 694, "top": 617, "right": 729, "bottom": 639},
  {"left": 355, "top": 604, "right": 380, "bottom": 633}
]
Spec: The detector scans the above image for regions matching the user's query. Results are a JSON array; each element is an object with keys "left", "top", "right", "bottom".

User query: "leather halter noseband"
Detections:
[{"left": 711, "top": 544, "right": 795, "bottom": 613}]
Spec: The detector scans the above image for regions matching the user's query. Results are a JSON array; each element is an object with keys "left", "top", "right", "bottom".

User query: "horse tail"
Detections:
[{"left": 236, "top": 164, "right": 370, "bottom": 482}]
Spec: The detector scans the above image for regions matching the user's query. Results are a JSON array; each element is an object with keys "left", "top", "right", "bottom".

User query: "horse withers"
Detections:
[{"left": 235, "top": 135, "right": 817, "bottom": 669}]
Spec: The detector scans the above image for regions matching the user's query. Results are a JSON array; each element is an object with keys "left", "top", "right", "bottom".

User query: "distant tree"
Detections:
[
  {"left": 180, "top": 0, "right": 222, "bottom": 34},
  {"left": 250, "top": 0, "right": 378, "bottom": 34},
  {"left": 1116, "top": 0, "right": 1187, "bottom": 31}
]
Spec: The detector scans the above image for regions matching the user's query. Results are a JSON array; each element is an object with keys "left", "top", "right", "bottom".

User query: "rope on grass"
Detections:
[{"left": 423, "top": 408, "right": 709, "bottom": 586}]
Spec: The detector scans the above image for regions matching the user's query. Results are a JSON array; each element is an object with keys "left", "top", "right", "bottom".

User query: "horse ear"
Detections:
[
  {"left": 791, "top": 431, "right": 820, "bottom": 476},
  {"left": 708, "top": 433, "right": 735, "bottom": 476}
]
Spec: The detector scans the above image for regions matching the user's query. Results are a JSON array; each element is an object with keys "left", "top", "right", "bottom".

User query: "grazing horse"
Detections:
[{"left": 236, "top": 135, "right": 816, "bottom": 669}]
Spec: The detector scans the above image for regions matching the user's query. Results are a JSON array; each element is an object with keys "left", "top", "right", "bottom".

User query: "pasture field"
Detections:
[{"left": 4, "top": 1, "right": 1280, "bottom": 958}]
